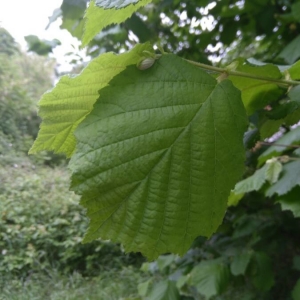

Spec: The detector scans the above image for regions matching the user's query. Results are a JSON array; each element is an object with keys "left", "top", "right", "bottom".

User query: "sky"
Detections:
[{"left": 0, "top": 0, "right": 83, "bottom": 71}]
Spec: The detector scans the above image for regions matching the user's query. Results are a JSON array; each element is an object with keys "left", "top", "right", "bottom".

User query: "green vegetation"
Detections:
[
  {"left": 0, "top": 27, "right": 146, "bottom": 299},
  {"left": 0, "top": 165, "right": 146, "bottom": 299},
  {"left": 3, "top": 0, "right": 300, "bottom": 299}
]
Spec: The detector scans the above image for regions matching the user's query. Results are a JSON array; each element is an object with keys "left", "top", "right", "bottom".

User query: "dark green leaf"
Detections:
[
  {"left": 259, "top": 119, "right": 282, "bottom": 140},
  {"left": 147, "top": 280, "right": 180, "bottom": 300},
  {"left": 250, "top": 252, "right": 274, "bottom": 292},
  {"left": 125, "top": 14, "right": 153, "bottom": 43},
  {"left": 292, "top": 2, "right": 300, "bottom": 21},
  {"left": 288, "top": 85, "right": 300, "bottom": 104},
  {"left": 229, "top": 59, "right": 283, "bottom": 115},
  {"left": 266, "top": 101, "right": 299, "bottom": 120},
  {"left": 276, "top": 186, "right": 300, "bottom": 218},
  {"left": 293, "top": 256, "right": 300, "bottom": 271},
  {"left": 292, "top": 279, "right": 300, "bottom": 300},
  {"left": 278, "top": 36, "right": 300, "bottom": 65},
  {"left": 189, "top": 259, "right": 230, "bottom": 299},
  {"left": 25, "top": 35, "right": 61, "bottom": 56},
  {"left": 230, "top": 252, "right": 252, "bottom": 276}
]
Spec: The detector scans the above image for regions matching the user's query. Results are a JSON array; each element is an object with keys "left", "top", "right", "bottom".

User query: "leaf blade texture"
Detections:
[
  {"left": 70, "top": 54, "right": 248, "bottom": 259},
  {"left": 83, "top": 0, "right": 152, "bottom": 46},
  {"left": 29, "top": 43, "right": 153, "bottom": 157}
]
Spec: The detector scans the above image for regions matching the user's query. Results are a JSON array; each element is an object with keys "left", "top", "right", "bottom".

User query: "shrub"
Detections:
[{"left": 0, "top": 165, "right": 144, "bottom": 278}]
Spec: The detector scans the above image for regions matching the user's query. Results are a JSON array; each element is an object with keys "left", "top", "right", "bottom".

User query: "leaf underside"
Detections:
[
  {"left": 83, "top": 0, "right": 152, "bottom": 46},
  {"left": 29, "top": 43, "right": 153, "bottom": 157},
  {"left": 70, "top": 54, "right": 248, "bottom": 259}
]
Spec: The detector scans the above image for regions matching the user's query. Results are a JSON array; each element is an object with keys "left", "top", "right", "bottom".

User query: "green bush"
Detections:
[
  {"left": 0, "top": 165, "right": 145, "bottom": 278},
  {"left": 1, "top": 267, "right": 146, "bottom": 300}
]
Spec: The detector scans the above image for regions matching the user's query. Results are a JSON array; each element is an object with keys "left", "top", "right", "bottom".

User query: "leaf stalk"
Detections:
[{"left": 184, "top": 59, "right": 300, "bottom": 87}]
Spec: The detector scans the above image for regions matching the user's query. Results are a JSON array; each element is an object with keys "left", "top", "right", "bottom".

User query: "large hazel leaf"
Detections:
[
  {"left": 29, "top": 43, "right": 153, "bottom": 157},
  {"left": 70, "top": 54, "right": 248, "bottom": 259},
  {"left": 82, "top": 0, "right": 152, "bottom": 46}
]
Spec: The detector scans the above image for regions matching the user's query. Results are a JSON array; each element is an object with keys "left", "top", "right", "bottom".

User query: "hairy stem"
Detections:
[{"left": 184, "top": 59, "right": 300, "bottom": 87}]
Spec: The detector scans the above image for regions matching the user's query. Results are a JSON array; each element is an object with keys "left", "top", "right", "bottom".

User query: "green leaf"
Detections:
[
  {"left": 292, "top": 279, "right": 300, "bottom": 300},
  {"left": 230, "top": 252, "right": 252, "bottom": 276},
  {"left": 157, "top": 254, "right": 176, "bottom": 271},
  {"left": 258, "top": 126, "right": 300, "bottom": 165},
  {"left": 293, "top": 256, "right": 300, "bottom": 271},
  {"left": 277, "top": 186, "right": 300, "bottom": 218},
  {"left": 228, "top": 59, "right": 283, "bottom": 115},
  {"left": 189, "top": 259, "right": 230, "bottom": 299},
  {"left": 259, "top": 119, "right": 282, "bottom": 139},
  {"left": 125, "top": 14, "right": 153, "bottom": 43},
  {"left": 266, "top": 101, "right": 299, "bottom": 120},
  {"left": 227, "top": 190, "right": 244, "bottom": 207},
  {"left": 250, "top": 252, "right": 274, "bottom": 292},
  {"left": 266, "top": 161, "right": 300, "bottom": 197},
  {"left": 288, "top": 85, "right": 300, "bottom": 104},
  {"left": 147, "top": 280, "right": 180, "bottom": 300},
  {"left": 70, "top": 54, "right": 248, "bottom": 259},
  {"left": 278, "top": 36, "right": 300, "bottom": 65},
  {"left": 234, "top": 164, "right": 268, "bottom": 194},
  {"left": 25, "top": 35, "right": 61, "bottom": 56},
  {"left": 82, "top": 0, "right": 152, "bottom": 46},
  {"left": 138, "top": 279, "right": 152, "bottom": 297},
  {"left": 95, "top": 0, "right": 144, "bottom": 9},
  {"left": 265, "top": 158, "right": 282, "bottom": 184},
  {"left": 292, "top": 2, "right": 300, "bottom": 21},
  {"left": 29, "top": 43, "right": 153, "bottom": 157},
  {"left": 288, "top": 60, "right": 300, "bottom": 80}
]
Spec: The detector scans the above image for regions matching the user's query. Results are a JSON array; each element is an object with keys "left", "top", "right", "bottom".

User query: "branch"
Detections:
[{"left": 184, "top": 59, "right": 300, "bottom": 87}]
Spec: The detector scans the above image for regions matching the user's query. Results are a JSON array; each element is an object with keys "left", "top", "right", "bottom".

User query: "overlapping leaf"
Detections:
[
  {"left": 29, "top": 43, "right": 153, "bottom": 157},
  {"left": 69, "top": 54, "right": 248, "bottom": 259},
  {"left": 228, "top": 59, "right": 283, "bottom": 115},
  {"left": 189, "top": 259, "right": 230, "bottom": 299},
  {"left": 277, "top": 187, "right": 300, "bottom": 218},
  {"left": 230, "top": 252, "right": 252, "bottom": 276},
  {"left": 266, "top": 161, "right": 300, "bottom": 197},
  {"left": 82, "top": 0, "right": 152, "bottom": 46}
]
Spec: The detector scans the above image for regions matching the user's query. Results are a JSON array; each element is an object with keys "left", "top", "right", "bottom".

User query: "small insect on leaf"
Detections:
[{"left": 137, "top": 57, "right": 156, "bottom": 70}]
